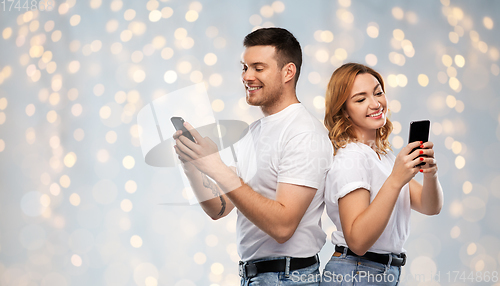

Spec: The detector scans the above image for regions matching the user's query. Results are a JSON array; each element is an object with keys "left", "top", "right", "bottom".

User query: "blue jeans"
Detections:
[
  {"left": 320, "top": 248, "right": 401, "bottom": 285},
  {"left": 240, "top": 255, "right": 321, "bottom": 285}
]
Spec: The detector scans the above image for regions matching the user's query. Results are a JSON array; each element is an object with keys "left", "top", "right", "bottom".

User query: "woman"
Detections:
[{"left": 320, "top": 63, "right": 443, "bottom": 285}]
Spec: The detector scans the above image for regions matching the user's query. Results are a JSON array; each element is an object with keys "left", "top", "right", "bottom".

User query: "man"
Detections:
[{"left": 173, "top": 28, "right": 333, "bottom": 285}]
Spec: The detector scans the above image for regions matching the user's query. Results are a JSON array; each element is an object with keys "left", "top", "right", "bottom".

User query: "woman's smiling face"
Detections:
[{"left": 344, "top": 73, "right": 388, "bottom": 142}]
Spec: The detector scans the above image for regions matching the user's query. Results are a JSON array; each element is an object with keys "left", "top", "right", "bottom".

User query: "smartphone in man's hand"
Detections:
[{"left": 171, "top": 117, "right": 196, "bottom": 143}]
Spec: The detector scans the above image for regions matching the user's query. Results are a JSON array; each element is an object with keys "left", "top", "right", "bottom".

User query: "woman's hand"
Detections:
[
  {"left": 418, "top": 141, "right": 438, "bottom": 178},
  {"left": 390, "top": 141, "right": 425, "bottom": 188}
]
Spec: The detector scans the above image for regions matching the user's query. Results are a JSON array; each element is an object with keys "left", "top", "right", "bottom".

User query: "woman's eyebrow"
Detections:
[
  {"left": 351, "top": 83, "right": 381, "bottom": 99},
  {"left": 351, "top": 91, "right": 367, "bottom": 99}
]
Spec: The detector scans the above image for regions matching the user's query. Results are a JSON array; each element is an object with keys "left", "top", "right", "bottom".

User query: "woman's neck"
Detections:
[{"left": 353, "top": 128, "right": 377, "bottom": 148}]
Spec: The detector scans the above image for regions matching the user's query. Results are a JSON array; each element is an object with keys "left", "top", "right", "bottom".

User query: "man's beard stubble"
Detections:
[{"left": 246, "top": 82, "right": 283, "bottom": 110}]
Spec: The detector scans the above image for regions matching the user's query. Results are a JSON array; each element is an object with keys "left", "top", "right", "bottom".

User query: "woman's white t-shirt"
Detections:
[{"left": 325, "top": 142, "right": 411, "bottom": 254}]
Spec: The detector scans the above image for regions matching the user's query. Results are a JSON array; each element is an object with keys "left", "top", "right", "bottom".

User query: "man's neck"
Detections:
[{"left": 261, "top": 92, "right": 300, "bottom": 117}]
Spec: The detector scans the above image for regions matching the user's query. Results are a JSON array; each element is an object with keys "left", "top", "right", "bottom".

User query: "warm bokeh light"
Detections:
[
  {"left": 60, "top": 175, "right": 71, "bottom": 188},
  {"left": 120, "top": 199, "right": 133, "bottom": 212},
  {"left": 366, "top": 22, "right": 379, "bottom": 38},
  {"left": 0, "top": 140, "right": 5, "bottom": 152},
  {"left": 418, "top": 74, "right": 429, "bottom": 86},
  {"left": 204, "top": 53, "right": 217, "bottom": 66},
  {"left": 194, "top": 252, "right": 207, "bottom": 265},
  {"left": 209, "top": 73, "right": 223, "bottom": 87},
  {"left": 64, "top": 152, "right": 77, "bottom": 168},
  {"left": 71, "top": 254, "right": 83, "bottom": 267},
  {"left": 125, "top": 180, "right": 137, "bottom": 193},
  {"left": 130, "top": 235, "right": 143, "bottom": 248},
  {"left": 315, "top": 50, "right": 329, "bottom": 63},
  {"left": 164, "top": 70, "right": 177, "bottom": 83},
  {"left": 123, "top": 155, "right": 135, "bottom": 169},
  {"left": 392, "top": 7, "right": 404, "bottom": 20},
  {"left": 69, "top": 193, "right": 81, "bottom": 206},
  {"left": 483, "top": 16, "right": 494, "bottom": 29},
  {"left": 462, "top": 181, "right": 473, "bottom": 194},
  {"left": 365, "top": 54, "right": 377, "bottom": 66},
  {"left": 185, "top": 10, "right": 199, "bottom": 22},
  {"left": 212, "top": 99, "right": 225, "bottom": 112}
]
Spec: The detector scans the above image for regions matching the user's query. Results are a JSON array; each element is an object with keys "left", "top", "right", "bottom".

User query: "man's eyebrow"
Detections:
[{"left": 240, "top": 61, "right": 267, "bottom": 66}]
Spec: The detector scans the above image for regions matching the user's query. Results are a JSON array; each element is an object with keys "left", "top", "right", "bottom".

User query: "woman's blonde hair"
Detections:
[{"left": 324, "top": 63, "right": 393, "bottom": 155}]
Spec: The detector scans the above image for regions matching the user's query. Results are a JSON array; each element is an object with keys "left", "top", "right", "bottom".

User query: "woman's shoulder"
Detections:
[
  {"left": 331, "top": 142, "right": 371, "bottom": 169},
  {"left": 337, "top": 142, "right": 371, "bottom": 156}
]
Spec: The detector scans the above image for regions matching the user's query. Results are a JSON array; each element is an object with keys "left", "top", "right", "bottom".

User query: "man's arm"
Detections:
[
  {"left": 174, "top": 131, "right": 235, "bottom": 220},
  {"left": 181, "top": 152, "right": 316, "bottom": 244},
  {"left": 174, "top": 123, "right": 319, "bottom": 244},
  {"left": 218, "top": 171, "right": 317, "bottom": 244},
  {"left": 183, "top": 165, "right": 235, "bottom": 220}
]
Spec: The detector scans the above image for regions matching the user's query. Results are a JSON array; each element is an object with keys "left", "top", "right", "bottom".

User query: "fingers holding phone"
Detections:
[
  {"left": 170, "top": 117, "right": 225, "bottom": 178},
  {"left": 171, "top": 117, "right": 196, "bottom": 143},
  {"left": 391, "top": 141, "right": 422, "bottom": 186},
  {"left": 415, "top": 141, "right": 438, "bottom": 177},
  {"left": 171, "top": 117, "right": 199, "bottom": 173}
]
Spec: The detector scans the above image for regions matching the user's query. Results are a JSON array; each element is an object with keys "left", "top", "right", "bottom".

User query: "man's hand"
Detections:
[
  {"left": 173, "top": 121, "right": 225, "bottom": 179},
  {"left": 172, "top": 130, "right": 197, "bottom": 174}
]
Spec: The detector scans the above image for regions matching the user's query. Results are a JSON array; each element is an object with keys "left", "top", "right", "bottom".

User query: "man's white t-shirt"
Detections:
[
  {"left": 233, "top": 103, "right": 333, "bottom": 261},
  {"left": 324, "top": 142, "right": 411, "bottom": 254}
]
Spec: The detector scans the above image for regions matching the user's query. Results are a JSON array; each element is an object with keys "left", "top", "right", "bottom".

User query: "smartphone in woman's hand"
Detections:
[{"left": 408, "top": 120, "right": 430, "bottom": 166}]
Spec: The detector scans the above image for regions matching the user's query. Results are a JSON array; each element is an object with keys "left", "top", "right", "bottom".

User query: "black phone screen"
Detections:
[
  {"left": 171, "top": 117, "right": 196, "bottom": 143},
  {"left": 408, "top": 120, "right": 430, "bottom": 166},
  {"left": 408, "top": 120, "right": 430, "bottom": 145}
]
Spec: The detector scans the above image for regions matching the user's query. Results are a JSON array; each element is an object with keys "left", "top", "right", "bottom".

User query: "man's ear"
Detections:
[{"left": 282, "top": 62, "right": 296, "bottom": 84}]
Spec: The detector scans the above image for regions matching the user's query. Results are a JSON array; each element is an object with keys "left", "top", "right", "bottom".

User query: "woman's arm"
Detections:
[{"left": 338, "top": 141, "right": 423, "bottom": 256}]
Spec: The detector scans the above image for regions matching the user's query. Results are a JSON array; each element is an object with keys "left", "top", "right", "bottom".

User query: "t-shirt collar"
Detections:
[{"left": 260, "top": 103, "right": 302, "bottom": 124}]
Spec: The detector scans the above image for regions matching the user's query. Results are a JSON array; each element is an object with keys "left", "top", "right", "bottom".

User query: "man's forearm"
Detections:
[
  {"left": 212, "top": 170, "right": 313, "bottom": 244},
  {"left": 225, "top": 184, "right": 298, "bottom": 243},
  {"left": 184, "top": 169, "right": 234, "bottom": 219}
]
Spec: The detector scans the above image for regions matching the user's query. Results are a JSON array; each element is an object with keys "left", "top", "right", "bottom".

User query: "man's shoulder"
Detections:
[{"left": 283, "top": 105, "right": 329, "bottom": 137}]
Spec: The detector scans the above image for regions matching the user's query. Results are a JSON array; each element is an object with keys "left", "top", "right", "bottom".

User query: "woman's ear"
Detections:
[{"left": 342, "top": 109, "right": 350, "bottom": 119}]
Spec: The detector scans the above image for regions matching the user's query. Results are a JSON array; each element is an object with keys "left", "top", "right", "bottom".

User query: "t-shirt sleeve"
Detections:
[
  {"left": 277, "top": 132, "right": 333, "bottom": 190},
  {"left": 325, "top": 150, "right": 372, "bottom": 204}
]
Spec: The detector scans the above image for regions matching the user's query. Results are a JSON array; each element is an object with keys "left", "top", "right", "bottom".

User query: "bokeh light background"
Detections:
[{"left": 1, "top": 0, "right": 500, "bottom": 285}]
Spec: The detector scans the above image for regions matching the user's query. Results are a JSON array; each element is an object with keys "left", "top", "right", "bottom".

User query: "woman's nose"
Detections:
[{"left": 369, "top": 96, "right": 380, "bottom": 109}]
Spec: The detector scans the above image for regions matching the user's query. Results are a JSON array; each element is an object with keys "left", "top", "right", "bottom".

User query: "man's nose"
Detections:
[{"left": 242, "top": 70, "right": 255, "bottom": 82}]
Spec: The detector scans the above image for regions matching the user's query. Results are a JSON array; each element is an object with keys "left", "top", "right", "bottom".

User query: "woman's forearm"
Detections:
[{"left": 420, "top": 173, "right": 443, "bottom": 215}]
